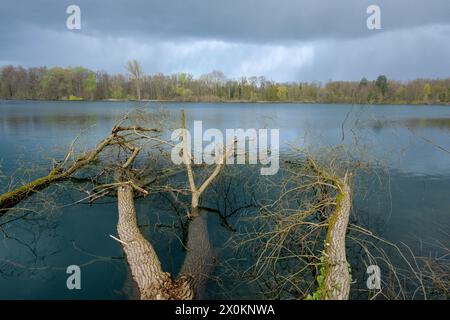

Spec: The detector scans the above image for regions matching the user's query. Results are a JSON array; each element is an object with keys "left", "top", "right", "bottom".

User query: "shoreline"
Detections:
[{"left": 0, "top": 98, "right": 449, "bottom": 106}]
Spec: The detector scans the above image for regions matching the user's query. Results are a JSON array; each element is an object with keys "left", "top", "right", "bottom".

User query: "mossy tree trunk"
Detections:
[
  {"left": 0, "top": 133, "right": 116, "bottom": 214},
  {"left": 0, "top": 167, "right": 63, "bottom": 213},
  {"left": 307, "top": 158, "right": 352, "bottom": 300},
  {"left": 322, "top": 174, "right": 351, "bottom": 300}
]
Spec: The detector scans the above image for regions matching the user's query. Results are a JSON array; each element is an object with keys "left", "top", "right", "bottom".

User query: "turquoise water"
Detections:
[{"left": 0, "top": 100, "right": 449, "bottom": 299}]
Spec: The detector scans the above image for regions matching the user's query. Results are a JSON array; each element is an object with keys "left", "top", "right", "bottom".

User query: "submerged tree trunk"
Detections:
[
  {"left": 179, "top": 209, "right": 216, "bottom": 299},
  {"left": 116, "top": 185, "right": 217, "bottom": 300},
  {"left": 116, "top": 184, "right": 193, "bottom": 300}
]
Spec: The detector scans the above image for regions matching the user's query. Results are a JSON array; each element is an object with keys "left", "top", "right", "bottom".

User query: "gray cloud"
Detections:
[{"left": 0, "top": 0, "right": 449, "bottom": 81}]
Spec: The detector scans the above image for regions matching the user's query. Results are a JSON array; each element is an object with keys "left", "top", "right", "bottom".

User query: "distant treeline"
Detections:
[{"left": 1, "top": 64, "right": 449, "bottom": 104}]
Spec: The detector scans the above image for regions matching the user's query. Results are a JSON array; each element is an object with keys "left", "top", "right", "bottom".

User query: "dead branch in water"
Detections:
[
  {"left": 168, "top": 109, "right": 240, "bottom": 298},
  {"left": 0, "top": 133, "right": 116, "bottom": 214},
  {"left": 226, "top": 147, "right": 354, "bottom": 300},
  {"left": 0, "top": 112, "right": 162, "bottom": 215},
  {"left": 102, "top": 109, "right": 228, "bottom": 300},
  {"left": 179, "top": 109, "right": 234, "bottom": 218}
]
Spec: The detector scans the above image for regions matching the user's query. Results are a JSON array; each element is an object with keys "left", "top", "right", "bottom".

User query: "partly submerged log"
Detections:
[
  {"left": 0, "top": 167, "right": 63, "bottom": 213},
  {"left": 116, "top": 186, "right": 217, "bottom": 300},
  {"left": 0, "top": 133, "right": 116, "bottom": 214},
  {"left": 116, "top": 184, "right": 193, "bottom": 300},
  {"left": 179, "top": 209, "right": 216, "bottom": 299},
  {"left": 321, "top": 173, "right": 351, "bottom": 300},
  {"left": 307, "top": 158, "right": 352, "bottom": 300}
]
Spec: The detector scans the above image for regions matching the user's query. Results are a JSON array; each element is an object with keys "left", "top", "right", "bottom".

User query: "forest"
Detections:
[{"left": 1, "top": 63, "right": 449, "bottom": 104}]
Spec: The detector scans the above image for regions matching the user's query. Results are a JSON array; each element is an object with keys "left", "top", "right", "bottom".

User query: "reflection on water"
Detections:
[
  {"left": 0, "top": 101, "right": 449, "bottom": 299},
  {"left": 367, "top": 116, "right": 450, "bottom": 129}
]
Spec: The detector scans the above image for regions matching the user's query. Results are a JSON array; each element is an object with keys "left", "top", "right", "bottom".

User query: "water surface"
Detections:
[{"left": 0, "top": 100, "right": 449, "bottom": 299}]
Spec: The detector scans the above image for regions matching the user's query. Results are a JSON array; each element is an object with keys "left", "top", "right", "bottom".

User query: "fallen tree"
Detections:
[
  {"left": 0, "top": 134, "right": 115, "bottom": 214},
  {"left": 94, "top": 110, "right": 228, "bottom": 299},
  {"left": 320, "top": 173, "right": 351, "bottom": 299},
  {"left": 0, "top": 122, "right": 158, "bottom": 214},
  {"left": 0, "top": 110, "right": 226, "bottom": 300},
  {"left": 307, "top": 156, "right": 352, "bottom": 300},
  {"left": 2, "top": 111, "right": 445, "bottom": 300},
  {"left": 227, "top": 149, "right": 353, "bottom": 300},
  {"left": 116, "top": 182, "right": 193, "bottom": 299},
  {"left": 103, "top": 124, "right": 352, "bottom": 300}
]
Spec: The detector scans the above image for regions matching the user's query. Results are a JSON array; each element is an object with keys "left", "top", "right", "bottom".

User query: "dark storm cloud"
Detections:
[
  {"left": 1, "top": 0, "right": 449, "bottom": 42},
  {"left": 0, "top": 0, "right": 449, "bottom": 81}
]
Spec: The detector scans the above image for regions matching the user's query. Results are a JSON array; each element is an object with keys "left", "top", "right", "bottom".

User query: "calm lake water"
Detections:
[{"left": 0, "top": 100, "right": 449, "bottom": 299}]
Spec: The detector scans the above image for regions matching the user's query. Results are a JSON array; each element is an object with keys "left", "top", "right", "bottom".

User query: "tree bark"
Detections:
[
  {"left": 321, "top": 174, "right": 351, "bottom": 300},
  {"left": 179, "top": 209, "right": 216, "bottom": 299},
  {"left": 0, "top": 167, "right": 63, "bottom": 213},
  {"left": 306, "top": 158, "right": 352, "bottom": 300},
  {"left": 0, "top": 133, "right": 116, "bottom": 214},
  {"left": 116, "top": 184, "right": 193, "bottom": 300}
]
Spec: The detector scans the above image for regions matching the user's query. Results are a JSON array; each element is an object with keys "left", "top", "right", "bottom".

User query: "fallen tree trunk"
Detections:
[
  {"left": 0, "top": 133, "right": 116, "bottom": 214},
  {"left": 116, "top": 187, "right": 216, "bottom": 300},
  {"left": 179, "top": 209, "right": 216, "bottom": 299},
  {"left": 307, "top": 158, "right": 352, "bottom": 300},
  {"left": 0, "top": 167, "right": 63, "bottom": 213},
  {"left": 116, "top": 184, "right": 193, "bottom": 300},
  {"left": 321, "top": 173, "right": 351, "bottom": 300}
]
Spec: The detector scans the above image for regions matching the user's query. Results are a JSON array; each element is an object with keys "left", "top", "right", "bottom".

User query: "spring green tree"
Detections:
[
  {"left": 40, "top": 67, "right": 73, "bottom": 99},
  {"left": 83, "top": 72, "right": 97, "bottom": 100},
  {"left": 276, "top": 85, "right": 288, "bottom": 101},
  {"left": 423, "top": 83, "right": 432, "bottom": 101}
]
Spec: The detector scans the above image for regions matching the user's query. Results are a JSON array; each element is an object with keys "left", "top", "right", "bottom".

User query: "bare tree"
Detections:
[{"left": 126, "top": 60, "right": 144, "bottom": 100}]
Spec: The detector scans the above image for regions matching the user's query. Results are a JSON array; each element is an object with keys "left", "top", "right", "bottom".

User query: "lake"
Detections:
[{"left": 0, "top": 100, "right": 449, "bottom": 299}]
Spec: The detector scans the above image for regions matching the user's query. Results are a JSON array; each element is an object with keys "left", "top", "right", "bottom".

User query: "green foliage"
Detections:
[
  {"left": 176, "top": 87, "right": 192, "bottom": 99},
  {"left": 375, "top": 75, "right": 388, "bottom": 96},
  {"left": 83, "top": 73, "right": 97, "bottom": 98},
  {"left": 359, "top": 77, "right": 368, "bottom": 86},
  {"left": 276, "top": 85, "right": 288, "bottom": 101},
  {"left": 1, "top": 65, "right": 449, "bottom": 104},
  {"left": 40, "top": 67, "right": 73, "bottom": 99},
  {"left": 305, "top": 253, "right": 328, "bottom": 300},
  {"left": 68, "top": 95, "right": 83, "bottom": 101},
  {"left": 178, "top": 73, "right": 187, "bottom": 87},
  {"left": 126, "top": 60, "right": 143, "bottom": 80},
  {"left": 423, "top": 83, "right": 432, "bottom": 100}
]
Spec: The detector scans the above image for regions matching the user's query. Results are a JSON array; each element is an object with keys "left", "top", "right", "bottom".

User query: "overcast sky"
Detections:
[{"left": 0, "top": 0, "right": 449, "bottom": 82}]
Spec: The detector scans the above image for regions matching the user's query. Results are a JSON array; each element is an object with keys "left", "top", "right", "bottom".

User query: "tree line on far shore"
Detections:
[{"left": 1, "top": 61, "right": 449, "bottom": 104}]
